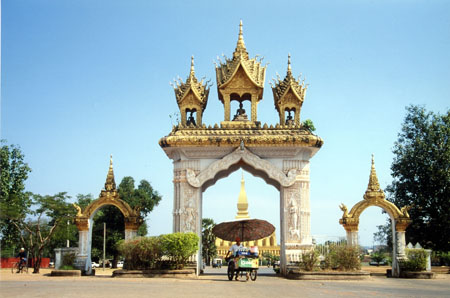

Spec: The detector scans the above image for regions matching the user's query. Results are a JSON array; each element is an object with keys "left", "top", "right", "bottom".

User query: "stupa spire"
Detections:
[
  {"left": 190, "top": 55, "right": 195, "bottom": 76},
  {"left": 235, "top": 171, "right": 250, "bottom": 219},
  {"left": 364, "top": 155, "right": 385, "bottom": 200},
  {"left": 233, "top": 20, "right": 249, "bottom": 60},
  {"left": 287, "top": 53, "right": 292, "bottom": 75},
  {"left": 367, "top": 154, "right": 381, "bottom": 192},
  {"left": 104, "top": 154, "right": 116, "bottom": 191}
]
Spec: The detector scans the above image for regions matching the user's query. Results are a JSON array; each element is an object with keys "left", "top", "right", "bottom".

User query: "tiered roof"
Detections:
[
  {"left": 215, "top": 21, "right": 266, "bottom": 97},
  {"left": 271, "top": 54, "right": 307, "bottom": 113},
  {"left": 172, "top": 56, "right": 210, "bottom": 111}
]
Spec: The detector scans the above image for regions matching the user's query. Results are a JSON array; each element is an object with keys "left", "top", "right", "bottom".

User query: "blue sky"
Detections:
[{"left": 2, "top": 0, "right": 449, "bottom": 246}]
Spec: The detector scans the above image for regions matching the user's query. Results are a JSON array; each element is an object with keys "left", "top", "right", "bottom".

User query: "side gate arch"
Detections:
[
  {"left": 73, "top": 157, "right": 142, "bottom": 274},
  {"left": 339, "top": 156, "right": 411, "bottom": 277}
]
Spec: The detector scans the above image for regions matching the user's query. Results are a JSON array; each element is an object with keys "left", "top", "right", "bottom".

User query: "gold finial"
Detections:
[
  {"left": 287, "top": 53, "right": 292, "bottom": 75},
  {"left": 367, "top": 154, "right": 381, "bottom": 192},
  {"left": 190, "top": 55, "right": 195, "bottom": 75},
  {"left": 234, "top": 20, "right": 248, "bottom": 59},
  {"left": 105, "top": 154, "right": 116, "bottom": 191},
  {"left": 236, "top": 171, "right": 250, "bottom": 219}
]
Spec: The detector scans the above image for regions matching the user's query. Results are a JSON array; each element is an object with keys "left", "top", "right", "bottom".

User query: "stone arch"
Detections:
[
  {"left": 339, "top": 156, "right": 411, "bottom": 277},
  {"left": 186, "top": 146, "right": 297, "bottom": 192},
  {"left": 73, "top": 157, "right": 142, "bottom": 274}
]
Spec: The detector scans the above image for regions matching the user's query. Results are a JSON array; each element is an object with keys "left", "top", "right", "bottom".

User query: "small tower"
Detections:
[
  {"left": 172, "top": 56, "right": 210, "bottom": 126},
  {"left": 215, "top": 21, "right": 266, "bottom": 122},
  {"left": 272, "top": 54, "right": 307, "bottom": 126},
  {"left": 235, "top": 172, "right": 250, "bottom": 219}
]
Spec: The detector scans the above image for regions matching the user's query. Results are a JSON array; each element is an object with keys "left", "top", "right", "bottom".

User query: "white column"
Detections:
[
  {"left": 125, "top": 229, "right": 138, "bottom": 240},
  {"left": 279, "top": 186, "right": 287, "bottom": 276},
  {"left": 346, "top": 230, "right": 359, "bottom": 246}
]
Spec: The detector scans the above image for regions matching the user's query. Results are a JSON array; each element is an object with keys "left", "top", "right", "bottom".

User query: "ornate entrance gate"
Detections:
[
  {"left": 339, "top": 156, "right": 411, "bottom": 277},
  {"left": 159, "top": 22, "right": 323, "bottom": 276},
  {"left": 73, "top": 156, "right": 142, "bottom": 274}
]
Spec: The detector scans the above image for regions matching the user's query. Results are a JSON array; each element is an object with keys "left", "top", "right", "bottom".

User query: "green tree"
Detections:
[
  {"left": 373, "top": 219, "right": 393, "bottom": 251},
  {"left": 202, "top": 218, "right": 216, "bottom": 266},
  {"left": 6, "top": 192, "right": 74, "bottom": 273},
  {"left": 92, "top": 177, "right": 161, "bottom": 267},
  {"left": 43, "top": 193, "right": 94, "bottom": 258},
  {"left": 0, "top": 140, "right": 32, "bottom": 256},
  {"left": 302, "top": 119, "right": 316, "bottom": 132},
  {"left": 370, "top": 251, "right": 386, "bottom": 266},
  {"left": 386, "top": 105, "right": 450, "bottom": 251}
]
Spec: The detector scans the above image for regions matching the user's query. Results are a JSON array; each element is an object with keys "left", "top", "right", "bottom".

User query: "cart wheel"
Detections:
[
  {"left": 250, "top": 269, "right": 257, "bottom": 281},
  {"left": 227, "top": 262, "right": 234, "bottom": 281}
]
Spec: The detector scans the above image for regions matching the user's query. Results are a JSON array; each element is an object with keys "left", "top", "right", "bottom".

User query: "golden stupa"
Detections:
[{"left": 215, "top": 172, "right": 280, "bottom": 258}]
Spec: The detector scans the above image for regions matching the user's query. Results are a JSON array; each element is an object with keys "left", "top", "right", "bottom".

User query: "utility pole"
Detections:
[
  {"left": 103, "top": 222, "right": 106, "bottom": 271},
  {"left": 66, "top": 219, "right": 70, "bottom": 248}
]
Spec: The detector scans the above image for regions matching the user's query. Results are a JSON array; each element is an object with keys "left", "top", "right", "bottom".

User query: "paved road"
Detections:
[{"left": 1, "top": 268, "right": 449, "bottom": 298}]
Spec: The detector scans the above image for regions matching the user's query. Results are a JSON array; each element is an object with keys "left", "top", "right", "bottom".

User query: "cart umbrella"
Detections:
[{"left": 212, "top": 219, "right": 275, "bottom": 242}]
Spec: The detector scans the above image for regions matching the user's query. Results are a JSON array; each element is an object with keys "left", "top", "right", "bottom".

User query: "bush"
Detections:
[
  {"left": 322, "top": 244, "right": 361, "bottom": 271},
  {"left": 370, "top": 251, "right": 386, "bottom": 266},
  {"left": 160, "top": 232, "right": 199, "bottom": 269},
  {"left": 300, "top": 250, "right": 319, "bottom": 271},
  {"left": 117, "top": 233, "right": 199, "bottom": 270},
  {"left": 400, "top": 249, "right": 427, "bottom": 271}
]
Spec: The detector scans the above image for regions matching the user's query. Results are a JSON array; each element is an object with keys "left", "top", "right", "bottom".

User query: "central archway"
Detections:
[{"left": 160, "top": 22, "right": 323, "bottom": 276}]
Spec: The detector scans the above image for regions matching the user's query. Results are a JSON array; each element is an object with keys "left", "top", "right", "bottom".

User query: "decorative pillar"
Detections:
[
  {"left": 279, "top": 105, "right": 285, "bottom": 125},
  {"left": 294, "top": 108, "right": 300, "bottom": 126},
  {"left": 393, "top": 220, "right": 408, "bottom": 277},
  {"left": 125, "top": 218, "right": 140, "bottom": 240},
  {"left": 251, "top": 95, "right": 257, "bottom": 121},
  {"left": 74, "top": 217, "right": 89, "bottom": 270},
  {"left": 224, "top": 93, "right": 231, "bottom": 121},
  {"left": 181, "top": 109, "right": 187, "bottom": 126},
  {"left": 172, "top": 162, "right": 202, "bottom": 275},
  {"left": 343, "top": 224, "right": 359, "bottom": 246}
]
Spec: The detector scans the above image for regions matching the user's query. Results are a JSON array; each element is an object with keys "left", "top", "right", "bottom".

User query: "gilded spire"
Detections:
[
  {"left": 287, "top": 53, "right": 292, "bottom": 75},
  {"left": 104, "top": 154, "right": 116, "bottom": 191},
  {"left": 190, "top": 55, "right": 195, "bottom": 76},
  {"left": 235, "top": 171, "right": 250, "bottom": 219},
  {"left": 233, "top": 20, "right": 249, "bottom": 60},
  {"left": 364, "top": 155, "right": 385, "bottom": 200},
  {"left": 367, "top": 154, "right": 381, "bottom": 191}
]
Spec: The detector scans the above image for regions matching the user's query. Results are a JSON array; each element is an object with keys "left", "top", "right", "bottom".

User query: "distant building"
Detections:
[{"left": 215, "top": 173, "right": 280, "bottom": 258}]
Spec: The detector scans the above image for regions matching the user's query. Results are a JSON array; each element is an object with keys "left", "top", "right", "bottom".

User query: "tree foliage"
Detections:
[
  {"left": 6, "top": 192, "right": 74, "bottom": 273},
  {"left": 201, "top": 218, "right": 216, "bottom": 265},
  {"left": 0, "top": 140, "right": 32, "bottom": 256},
  {"left": 373, "top": 218, "right": 393, "bottom": 251},
  {"left": 386, "top": 105, "right": 450, "bottom": 251}
]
